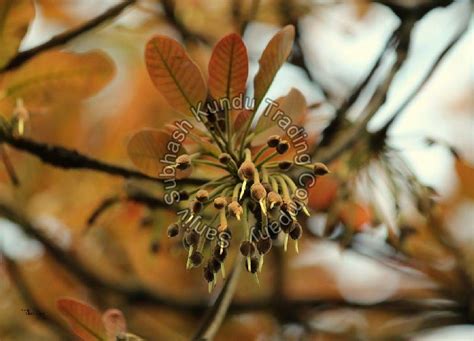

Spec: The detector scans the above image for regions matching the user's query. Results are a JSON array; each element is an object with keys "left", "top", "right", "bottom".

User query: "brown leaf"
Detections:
[
  {"left": 0, "top": 50, "right": 115, "bottom": 112},
  {"left": 208, "top": 33, "right": 248, "bottom": 102},
  {"left": 253, "top": 25, "right": 295, "bottom": 110},
  {"left": 145, "top": 35, "right": 207, "bottom": 117},
  {"left": 0, "top": 0, "right": 35, "bottom": 68},
  {"left": 57, "top": 298, "right": 107, "bottom": 341}
]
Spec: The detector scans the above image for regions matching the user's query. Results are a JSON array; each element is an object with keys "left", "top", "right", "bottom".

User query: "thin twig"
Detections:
[{"left": 1, "top": 0, "right": 136, "bottom": 73}]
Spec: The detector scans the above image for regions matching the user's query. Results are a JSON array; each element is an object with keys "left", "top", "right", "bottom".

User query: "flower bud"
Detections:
[
  {"left": 191, "top": 200, "right": 203, "bottom": 214},
  {"left": 267, "top": 135, "right": 281, "bottom": 148},
  {"left": 240, "top": 241, "right": 256, "bottom": 256},
  {"left": 185, "top": 230, "right": 199, "bottom": 246},
  {"left": 203, "top": 266, "right": 214, "bottom": 282},
  {"left": 313, "top": 162, "right": 329, "bottom": 176},
  {"left": 218, "top": 153, "right": 231, "bottom": 164},
  {"left": 210, "top": 257, "right": 221, "bottom": 272},
  {"left": 228, "top": 201, "right": 243, "bottom": 220},
  {"left": 196, "top": 190, "right": 209, "bottom": 202},
  {"left": 257, "top": 237, "right": 272, "bottom": 254},
  {"left": 276, "top": 140, "right": 290, "bottom": 154},
  {"left": 261, "top": 182, "right": 272, "bottom": 193},
  {"left": 207, "top": 112, "right": 217, "bottom": 123},
  {"left": 179, "top": 190, "right": 189, "bottom": 201},
  {"left": 248, "top": 257, "right": 259, "bottom": 273},
  {"left": 267, "top": 191, "right": 282, "bottom": 209},
  {"left": 214, "top": 197, "right": 227, "bottom": 209},
  {"left": 251, "top": 183, "right": 267, "bottom": 201},
  {"left": 289, "top": 222, "right": 303, "bottom": 240},
  {"left": 189, "top": 251, "right": 203, "bottom": 266},
  {"left": 167, "top": 223, "right": 180, "bottom": 238},
  {"left": 238, "top": 160, "right": 256, "bottom": 180},
  {"left": 278, "top": 161, "right": 293, "bottom": 170},
  {"left": 213, "top": 247, "right": 227, "bottom": 262},
  {"left": 176, "top": 154, "right": 191, "bottom": 170},
  {"left": 150, "top": 240, "right": 160, "bottom": 253}
]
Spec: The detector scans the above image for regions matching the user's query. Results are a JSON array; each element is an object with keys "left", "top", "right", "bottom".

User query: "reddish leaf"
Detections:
[
  {"left": 308, "top": 175, "right": 340, "bottom": 211},
  {"left": 145, "top": 35, "right": 207, "bottom": 117},
  {"left": 253, "top": 25, "right": 295, "bottom": 110},
  {"left": 233, "top": 109, "right": 253, "bottom": 132},
  {"left": 127, "top": 128, "right": 187, "bottom": 178},
  {"left": 57, "top": 298, "right": 107, "bottom": 341},
  {"left": 208, "top": 33, "right": 248, "bottom": 102}
]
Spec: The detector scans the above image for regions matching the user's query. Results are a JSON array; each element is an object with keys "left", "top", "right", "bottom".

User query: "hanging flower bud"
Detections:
[
  {"left": 218, "top": 153, "right": 231, "bottom": 164},
  {"left": 256, "top": 237, "right": 272, "bottom": 254},
  {"left": 240, "top": 241, "right": 256, "bottom": 256},
  {"left": 290, "top": 222, "right": 303, "bottom": 240},
  {"left": 228, "top": 201, "right": 243, "bottom": 220},
  {"left": 278, "top": 161, "right": 293, "bottom": 170},
  {"left": 250, "top": 183, "right": 267, "bottom": 201},
  {"left": 261, "top": 182, "right": 273, "bottom": 193},
  {"left": 267, "top": 135, "right": 281, "bottom": 148},
  {"left": 185, "top": 230, "right": 199, "bottom": 246},
  {"left": 210, "top": 257, "right": 221, "bottom": 273},
  {"left": 179, "top": 190, "right": 189, "bottom": 201},
  {"left": 191, "top": 200, "right": 203, "bottom": 214},
  {"left": 207, "top": 112, "right": 217, "bottom": 123},
  {"left": 313, "top": 162, "right": 329, "bottom": 176},
  {"left": 276, "top": 140, "right": 290, "bottom": 154},
  {"left": 248, "top": 257, "right": 259, "bottom": 273},
  {"left": 214, "top": 197, "right": 227, "bottom": 209},
  {"left": 176, "top": 154, "right": 191, "bottom": 170},
  {"left": 267, "top": 191, "right": 282, "bottom": 209},
  {"left": 238, "top": 160, "right": 256, "bottom": 180},
  {"left": 213, "top": 246, "right": 227, "bottom": 262},
  {"left": 203, "top": 265, "right": 214, "bottom": 282},
  {"left": 167, "top": 223, "right": 180, "bottom": 237},
  {"left": 196, "top": 190, "right": 209, "bottom": 202},
  {"left": 189, "top": 251, "right": 203, "bottom": 266}
]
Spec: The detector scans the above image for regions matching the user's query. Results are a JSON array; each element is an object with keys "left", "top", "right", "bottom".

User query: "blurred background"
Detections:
[{"left": 0, "top": 0, "right": 472, "bottom": 340}]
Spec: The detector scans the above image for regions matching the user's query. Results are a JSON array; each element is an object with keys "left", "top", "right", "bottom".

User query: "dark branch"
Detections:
[{"left": 1, "top": 0, "right": 136, "bottom": 73}]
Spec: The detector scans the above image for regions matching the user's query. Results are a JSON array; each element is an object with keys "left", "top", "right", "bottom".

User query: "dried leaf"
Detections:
[
  {"left": 253, "top": 25, "right": 294, "bottom": 110},
  {"left": 208, "top": 33, "right": 248, "bottom": 102},
  {"left": 0, "top": 50, "right": 115, "bottom": 111},
  {"left": 0, "top": 0, "right": 35, "bottom": 68},
  {"left": 127, "top": 128, "right": 186, "bottom": 178},
  {"left": 57, "top": 298, "right": 107, "bottom": 341},
  {"left": 145, "top": 35, "right": 207, "bottom": 117}
]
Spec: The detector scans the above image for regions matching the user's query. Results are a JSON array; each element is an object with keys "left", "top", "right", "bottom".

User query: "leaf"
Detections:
[
  {"left": 233, "top": 109, "right": 252, "bottom": 132},
  {"left": 254, "top": 87, "right": 307, "bottom": 137},
  {"left": 0, "top": 0, "right": 35, "bottom": 68},
  {"left": 145, "top": 35, "right": 207, "bottom": 117},
  {"left": 57, "top": 298, "right": 107, "bottom": 341},
  {"left": 208, "top": 33, "right": 248, "bottom": 103},
  {"left": 253, "top": 25, "right": 295, "bottom": 110},
  {"left": 102, "top": 309, "right": 127, "bottom": 340},
  {"left": 455, "top": 159, "right": 474, "bottom": 199},
  {"left": 0, "top": 50, "right": 115, "bottom": 112},
  {"left": 127, "top": 128, "right": 187, "bottom": 178}
]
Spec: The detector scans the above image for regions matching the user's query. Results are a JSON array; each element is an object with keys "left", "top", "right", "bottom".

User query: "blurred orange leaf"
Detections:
[
  {"left": 127, "top": 128, "right": 186, "bottom": 177},
  {"left": 57, "top": 298, "right": 107, "bottom": 341},
  {"left": 0, "top": 50, "right": 115, "bottom": 112},
  {"left": 253, "top": 25, "right": 295, "bottom": 109},
  {"left": 234, "top": 109, "right": 252, "bottom": 132},
  {"left": 145, "top": 36, "right": 207, "bottom": 117},
  {"left": 0, "top": 0, "right": 35, "bottom": 68},
  {"left": 208, "top": 33, "right": 248, "bottom": 103},
  {"left": 455, "top": 158, "right": 474, "bottom": 199}
]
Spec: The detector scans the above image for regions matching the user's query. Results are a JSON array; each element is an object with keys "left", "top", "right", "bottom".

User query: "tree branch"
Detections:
[{"left": 1, "top": 0, "right": 136, "bottom": 73}]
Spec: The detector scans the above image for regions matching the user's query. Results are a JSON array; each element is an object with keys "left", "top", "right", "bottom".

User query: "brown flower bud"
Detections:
[
  {"left": 261, "top": 182, "right": 273, "bottom": 193},
  {"left": 238, "top": 160, "right": 256, "bottom": 180},
  {"left": 214, "top": 197, "right": 227, "bottom": 209},
  {"left": 267, "top": 135, "right": 281, "bottom": 148},
  {"left": 189, "top": 251, "right": 203, "bottom": 266},
  {"left": 213, "top": 247, "right": 227, "bottom": 262},
  {"left": 240, "top": 241, "right": 256, "bottom": 256},
  {"left": 179, "top": 190, "right": 189, "bottom": 201},
  {"left": 248, "top": 257, "right": 259, "bottom": 273},
  {"left": 167, "top": 223, "right": 180, "bottom": 237},
  {"left": 185, "top": 230, "right": 199, "bottom": 246},
  {"left": 251, "top": 183, "right": 267, "bottom": 201},
  {"left": 267, "top": 191, "right": 282, "bottom": 209},
  {"left": 150, "top": 240, "right": 160, "bottom": 253},
  {"left": 203, "top": 266, "right": 214, "bottom": 282},
  {"left": 218, "top": 153, "right": 231, "bottom": 164},
  {"left": 196, "top": 190, "right": 209, "bottom": 202},
  {"left": 313, "top": 162, "right": 329, "bottom": 176},
  {"left": 207, "top": 112, "right": 217, "bottom": 123},
  {"left": 257, "top": 237, "right": 272, "bottom": 254},
  {"left": 228, "top": 201, "right": 243, "bottom": 220},
  {"left": 176, "top": 154, "right": 191, "bottom": 170},
  {"left": 210, "top": 257, "right": 221, "bottom": 273},
  {"left": 191, "top": 200, "right": 203, "bottom": 214},
  {"left": 289, "top": 222, "right": 303, "bottom": 240},
  {"left": 278, "top": 161, "right": 293, "bottom": 170},
  {"left": 276, "top": 140, "right": 290, "bottom": 154}
]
